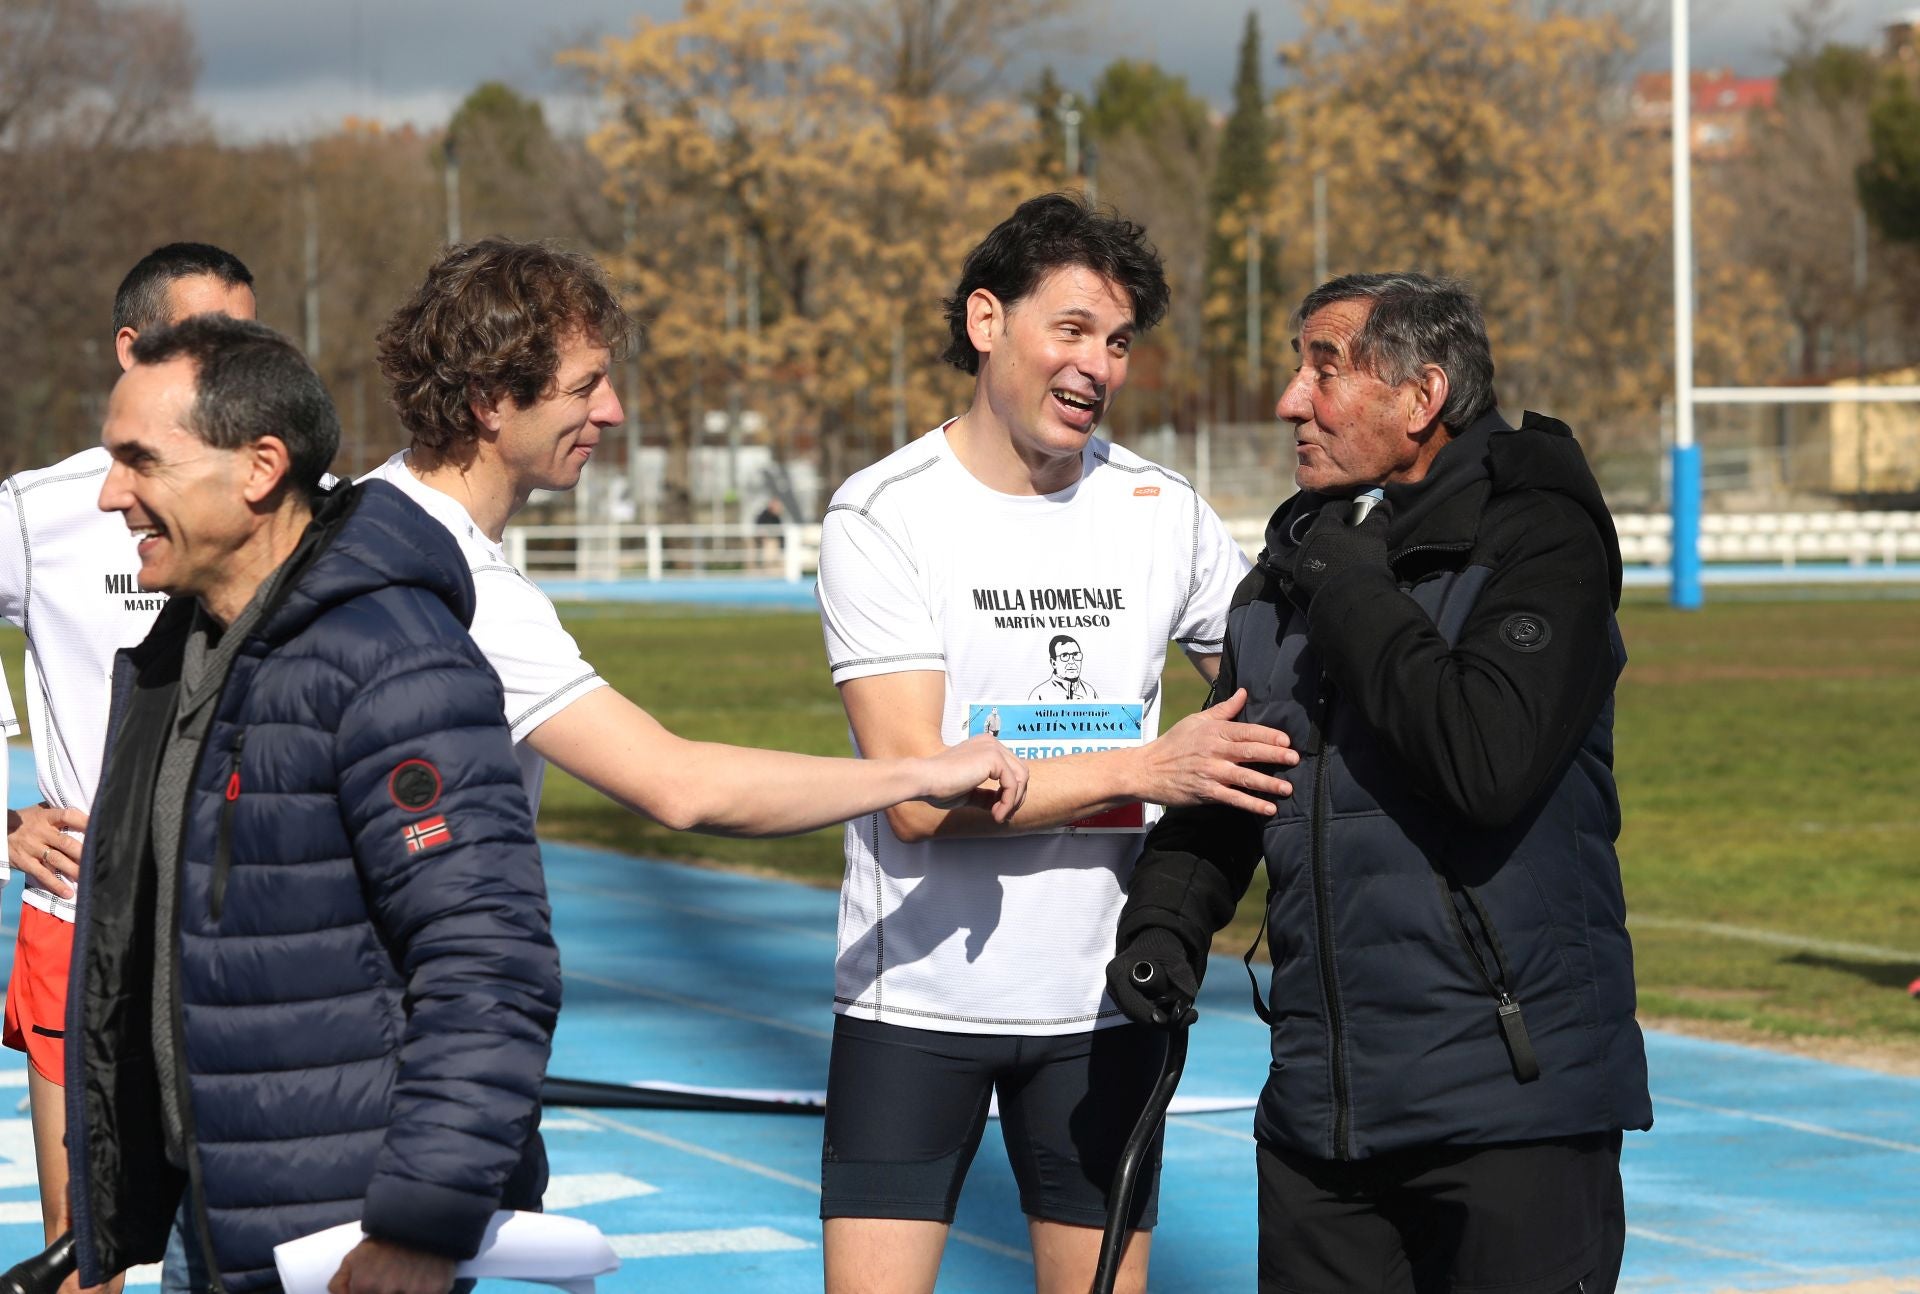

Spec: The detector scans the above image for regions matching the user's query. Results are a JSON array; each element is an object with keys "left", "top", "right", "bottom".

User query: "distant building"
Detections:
[
  {"left": 1886, "top": 7, "right": 1920, "bottom": 63},
  {"left": 1823, "top": 368, "right": 1920, "bottom": 496},
  {"left": 1630, "top": 70, "right": 1779, "bottom": 160}
]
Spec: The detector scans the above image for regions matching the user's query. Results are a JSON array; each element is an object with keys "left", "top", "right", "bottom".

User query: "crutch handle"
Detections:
[{"left": 0, "top": 1232, "right": 76, "bottom": 1294}]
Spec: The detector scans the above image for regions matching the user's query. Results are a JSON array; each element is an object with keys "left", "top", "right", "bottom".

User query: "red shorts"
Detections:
[{"left": 3, "top": 905, "right": 74, "bottom": 1084}]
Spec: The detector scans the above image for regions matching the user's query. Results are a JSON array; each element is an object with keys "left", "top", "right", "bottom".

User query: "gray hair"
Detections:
[{"left": 1295, "top": 272, "right": 1497, "bottom": 432}]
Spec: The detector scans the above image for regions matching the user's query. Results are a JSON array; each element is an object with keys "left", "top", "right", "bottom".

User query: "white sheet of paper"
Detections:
[{"left": 273, "top": 1210, "right": 618, "bottom": 1294}]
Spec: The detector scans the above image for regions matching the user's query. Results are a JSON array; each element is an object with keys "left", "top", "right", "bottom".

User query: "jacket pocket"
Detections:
[{"left": 1433, "top": 873, "right": 1541, "bottom": 1084}]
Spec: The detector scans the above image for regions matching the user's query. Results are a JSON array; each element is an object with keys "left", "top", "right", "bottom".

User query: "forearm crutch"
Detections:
[
  {"left": 1092, "top": 963, "right": 1191, "bottom": 1294},
  {"left": 0, "top": 1232, "right": 75, "bottom": 1294}
]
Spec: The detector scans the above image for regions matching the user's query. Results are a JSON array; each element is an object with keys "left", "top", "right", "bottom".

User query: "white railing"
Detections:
[
  {"left": 505, "top": 523, "right": 817, "bottom": 583},
  {"left": 500, "top": 512, "right": 1920, "bottom": 584},
  {"left": 1611, "top": 511, "right": 1920, "bottom": 568}
]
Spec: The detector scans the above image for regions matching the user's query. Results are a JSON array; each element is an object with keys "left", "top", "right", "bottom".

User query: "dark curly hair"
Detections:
[
  {"left": 377, "top": 239, "right": 633, "bottom": 454},
  {"left": 941, "top": 193, "right": 1169, "bottom": 375}
]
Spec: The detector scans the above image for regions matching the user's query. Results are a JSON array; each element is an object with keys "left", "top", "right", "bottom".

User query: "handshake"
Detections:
[{"left": 1104, "top": 927, "right": 1205, "bottom": 1029}]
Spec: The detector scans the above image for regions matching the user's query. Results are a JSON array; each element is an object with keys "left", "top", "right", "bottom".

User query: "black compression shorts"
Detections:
[{"left": 820, "top": 1013, "right": 1168, "bottom": 1229}]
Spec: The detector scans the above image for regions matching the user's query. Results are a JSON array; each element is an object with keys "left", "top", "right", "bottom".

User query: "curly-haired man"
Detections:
[{"left": 367, "top": 239, "right": 1026, "bottom": 841}]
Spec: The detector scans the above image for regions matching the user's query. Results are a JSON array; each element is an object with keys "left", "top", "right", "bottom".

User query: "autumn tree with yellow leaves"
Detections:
[
  {"left": 564, "top": 0, "right": 1054, "bottom": 517},
  {"left": 1267, "top": 0, "right": 1788, "bottom": 461}
]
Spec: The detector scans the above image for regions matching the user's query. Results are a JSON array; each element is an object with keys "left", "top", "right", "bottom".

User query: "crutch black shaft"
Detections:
[
  {"left": 1092, "top": 962, "right": 1191, "bottom": 1294},
  {"left": 0, "top": 1232, "right": 76, "bottom": 1294}
]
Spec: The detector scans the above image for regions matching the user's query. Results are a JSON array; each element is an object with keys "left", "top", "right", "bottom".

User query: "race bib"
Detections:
[{"left": 968, "top": 700, "right": 1155, "bottom": 833}]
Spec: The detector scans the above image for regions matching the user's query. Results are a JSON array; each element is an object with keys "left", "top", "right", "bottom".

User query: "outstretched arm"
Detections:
[
  {"left": 524, "top": 685, "right": 1026, "bottom": 837},
  {"left": 838, "top": 667, "right": 1297, "bottom": 844}
]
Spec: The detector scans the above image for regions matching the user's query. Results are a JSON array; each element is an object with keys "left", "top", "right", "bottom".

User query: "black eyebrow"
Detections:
[
  {"left": 1306, "top": 339, "right": 1343, "bottom": 362},
  {"left": 1055, "top": 305, "right": 1136, "bottom": 336}
]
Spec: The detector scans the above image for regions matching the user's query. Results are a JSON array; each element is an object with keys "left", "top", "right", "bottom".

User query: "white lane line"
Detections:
[
  {"left": 0, "top": 1071, "right": 26, "bottom": 1087},
  {"left": 545, "top": 880, "right": 835, "bottom": 944},
  {"left": 558, "top": 1108, "right": 820, "bottom": 1193},
  {"left": 544, "top": 1172, "right": 660, "bottom": 1209},
  {"left": 1176, "top": 1120, "right": 1254, "bottom": 1144},
  {"left": 1625, "top": 1225, "right": 1836, "bottom": 1275},
  {"left": 541, "top": 1117, "right": 599, "bottom": 1132},
  {"left": 0, "top": 1202, "right": 42, "bottom": 1225},
  {"left": 0, "top": 1164, "right": 38, "bottom": 1189},
  {"left": 558, "top": 1107, "right": 1031, "bottom": 1264},
  {"left": 1629, "top": 914, "right": 1919, "bottom": 963},
  {"left": 607, "top": 1227, "right": 814, "bottom": 1259},
  {"left": 1653, "top": 1093, "right": 1920, "bottom": 1155},
  {"left": 562, "top": 969, "right": 832, "bottom": 1041},
  {"left": 123, "top": 1264, "right": 161, "bottom": 1286}
]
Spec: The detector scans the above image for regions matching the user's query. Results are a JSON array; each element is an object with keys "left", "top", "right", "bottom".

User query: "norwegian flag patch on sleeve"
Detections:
[{"left": 402, "top": 815, "right": 453, "bottom": 854}]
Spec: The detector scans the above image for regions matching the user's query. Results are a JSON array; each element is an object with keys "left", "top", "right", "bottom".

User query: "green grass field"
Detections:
[{"left": 5, "top": 589, "right": 1918, "bottom": 1058}]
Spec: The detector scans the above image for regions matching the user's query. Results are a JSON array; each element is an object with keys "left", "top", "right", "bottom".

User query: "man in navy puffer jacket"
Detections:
[{"left": 65, "top": 314, "right": 559, "bottom": 1294}]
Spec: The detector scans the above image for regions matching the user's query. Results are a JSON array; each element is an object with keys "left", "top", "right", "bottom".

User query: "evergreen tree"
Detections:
[
  {"left": 1859, "top": 73, "right": 1920, "bottom": 245},
  {"left": 1205, "top": 10, "right": 1276, "bottom": 393}
]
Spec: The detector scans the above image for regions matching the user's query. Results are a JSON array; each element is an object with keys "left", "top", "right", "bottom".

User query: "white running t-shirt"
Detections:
[
  {"left": 0, "top": 668, "right": 16, "bottom": 887},
  {"left": 816, "top": 426, "right": 1249, "bottom": 1035},
  {"left": 0, "top": 446, "right": 168, "bottom": 921},
  {"left": 360, "top": 452, "right": 607, "bottom": 813}
]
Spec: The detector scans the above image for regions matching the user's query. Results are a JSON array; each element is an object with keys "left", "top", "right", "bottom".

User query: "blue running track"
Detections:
[{"left": 1, "top": 750, "right": 1917, "bottom": 1290}]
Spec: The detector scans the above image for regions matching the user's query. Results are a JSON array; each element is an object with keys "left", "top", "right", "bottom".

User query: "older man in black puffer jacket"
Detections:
[
  {"left": 1108, "top": 273, "right": 1650, "bottom": 1294},
  {"left": 65, "top": 315, "right": 559, "bottom": 1294}
]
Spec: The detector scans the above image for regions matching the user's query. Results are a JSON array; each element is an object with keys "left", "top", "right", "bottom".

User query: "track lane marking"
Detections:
[
  {"left": 1653, "top": 1093, "right": 1920, "bottom": 1155},
  {"left": 562, "top": 969, "right": 831, "bottom": 1041},
  {"left": 558, "top": 1107, "right": 1032, "bottom": 1264},
  {"left": 546, "top": 878, "right": 835, "bottom": 943}
]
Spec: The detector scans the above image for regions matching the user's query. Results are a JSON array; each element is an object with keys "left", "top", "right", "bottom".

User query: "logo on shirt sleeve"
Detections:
[
  {"left": 388, "top": 759, "right": 443, "bottom": 812},
  {"left": 1500, "top": 613, "right": 1552, "bottom": 653},
  {"left": 401, "top": 815, "right": 452, "bottom": 854}
]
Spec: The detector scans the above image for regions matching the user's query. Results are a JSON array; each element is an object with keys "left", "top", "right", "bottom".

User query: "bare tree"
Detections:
[{"left": 821, "top": 0, "right": 1082, "bottom": 101}]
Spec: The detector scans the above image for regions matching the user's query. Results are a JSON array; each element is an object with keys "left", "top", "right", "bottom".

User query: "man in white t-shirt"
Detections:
[
  {"left": 365, "top": 238, "right": 1025, "bottom": 848},
  {"left": 0, "top": 241, "right": 256, "bottom": 1286},
  {"left": 813, "top": 193, "right": 1301, "bottom": 1294}
]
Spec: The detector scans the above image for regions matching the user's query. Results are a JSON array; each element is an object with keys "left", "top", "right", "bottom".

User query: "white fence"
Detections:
[
  {"left": 505, "top": 522, "right": 814, "bottom": 583},
  {"left": 1611, "top": 511, "right": 1920, "bottom": 568},
  {"left": 504, "top": 512, "right": 1920, "bottom": 584}
]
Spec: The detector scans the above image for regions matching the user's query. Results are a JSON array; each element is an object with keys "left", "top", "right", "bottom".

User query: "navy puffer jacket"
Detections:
[
  {"left": 66, "top": 481, "right": 561, "bottom": 1291},
  {"left": 1122, "top": 411, "right": 1651, "bottom": 1160}
]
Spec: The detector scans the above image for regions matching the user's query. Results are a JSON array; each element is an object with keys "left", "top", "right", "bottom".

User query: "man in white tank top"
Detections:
[
  {"left": 814, "top": 194, "right": 1301, "bottom": 1294},
  {"left": 0, "top": 243, "right": 256, "bottom": 1279}
]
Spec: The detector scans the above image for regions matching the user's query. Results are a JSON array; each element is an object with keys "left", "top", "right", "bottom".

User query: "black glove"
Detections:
[
  {"left": 1105, "top": 928, "right": 1201, "bottom": 1029},
  {"left": 1289, "top": 495, "right": 1392, "bottom": 608}
]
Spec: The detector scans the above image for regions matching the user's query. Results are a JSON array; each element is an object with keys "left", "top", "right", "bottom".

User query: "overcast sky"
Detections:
[{"left": 181, "top": 0, "right": 1905, "bottom": 141}]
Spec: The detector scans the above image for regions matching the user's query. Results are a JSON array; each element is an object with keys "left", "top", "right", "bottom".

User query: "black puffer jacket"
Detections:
[{"left": 1121, "top": 410, "right": 1651, "bottom": 1160}]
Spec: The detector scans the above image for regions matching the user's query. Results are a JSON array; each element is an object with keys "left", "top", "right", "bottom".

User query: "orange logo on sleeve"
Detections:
[{"left": 1133, "top": 486, "right": 1160, "bottom": 497}]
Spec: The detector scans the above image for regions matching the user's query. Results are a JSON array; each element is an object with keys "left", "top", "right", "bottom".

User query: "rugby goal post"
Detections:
[{"left": 1669, "top": 0, "right": 1920, "bottom": 608}]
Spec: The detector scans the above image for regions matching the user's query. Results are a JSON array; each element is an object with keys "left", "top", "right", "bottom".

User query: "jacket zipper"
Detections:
[
  {"left": 172, "top": 704, "right": 238, "bottom": 1294},
  {"left": 1435, "top": 876, "right": 1542, "bottom": 1084},
  {"left": 210, "top": 731, "right": 245, "bottom": 923},
  {"left": 1310, "top": 684, "right": 1353, "bottom": 1160}
]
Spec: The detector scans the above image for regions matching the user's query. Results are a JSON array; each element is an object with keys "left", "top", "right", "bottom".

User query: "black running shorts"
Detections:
[{"left": 820, "top": 1013, "right": 1168, "bottom": 1229}]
